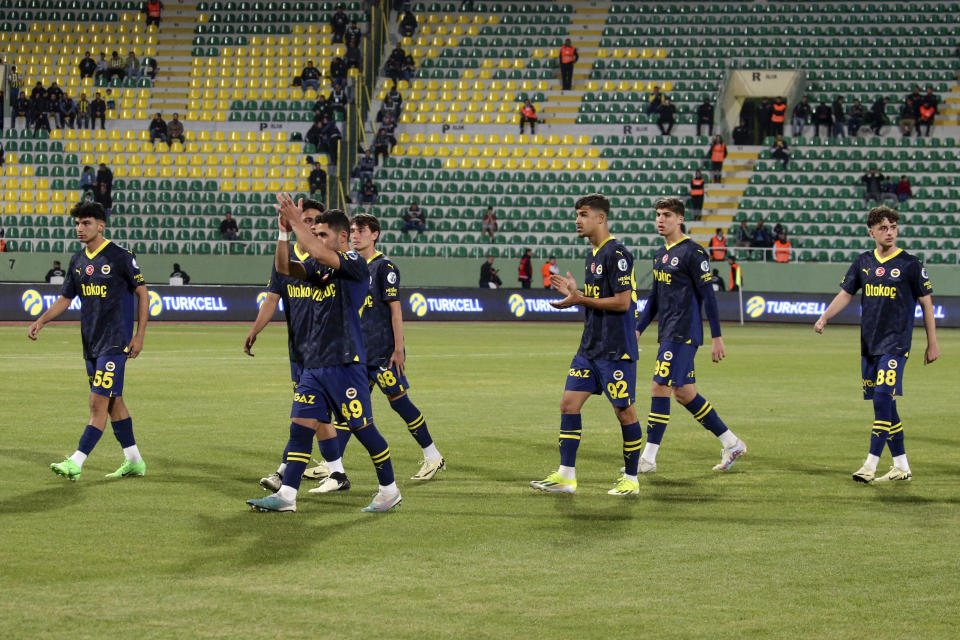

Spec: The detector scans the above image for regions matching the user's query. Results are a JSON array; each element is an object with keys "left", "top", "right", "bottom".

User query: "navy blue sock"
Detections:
[
  {"left": 647, "top": 397, "right": 670, "bottom": 445},
  {"left": 683, "top": 394, "right": 729, "bottom": 437},
  {"left": 621, "top": 421, "right": 643, "bottom": 476},
  {"left": 870, "top": 392, "right": 893, "bottom": 457},
  {"left": 317, "top": 436, "right": 341, "bottom": 465},
  {"left": 110, "top": 417, "right": 136, "bottom": 448},
  {"left": 280, "top": 423, "right": 315, "bottom": 491},
  {"left": 353, "top": 424, "right": 395, "bottom": 486},
  {"left": 389, "top": 394, "right": 434, "bottom": 448},
  {"left": 558, "top": 413, "right": 582, "bottom": 467},
  {"left": 887, "top": 399, "right": 905, "bottom": 457},
  {"left": 77, "top": 425, "right": 103, "bottom": 455},
  {"left": 334, "top": 424, "right": 352, "bottom": 457}
]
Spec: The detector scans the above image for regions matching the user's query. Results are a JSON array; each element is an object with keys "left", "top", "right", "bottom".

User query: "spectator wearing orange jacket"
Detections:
[
  {"left": 519, "top": 99, "right": 538, "bottom": 134},
  {"left": 542, "top": 256, "right": 559, "bottom": 288}
]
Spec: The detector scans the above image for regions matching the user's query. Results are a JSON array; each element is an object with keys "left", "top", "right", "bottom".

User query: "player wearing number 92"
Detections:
[
  {"left": 815, "top": 205, "right": 939, "bottom": 484},
  {"left": 530, "top": 193, "right": 645, "bottom": 496},
  {"left": 635, "top": 197, "right": 747, "bottom": 474},
  {"left": 27, "top": 201, "right": 150, "bottom": 483},
  {"left": 246, "top": 195, "right": 401, "bottom": 514}
]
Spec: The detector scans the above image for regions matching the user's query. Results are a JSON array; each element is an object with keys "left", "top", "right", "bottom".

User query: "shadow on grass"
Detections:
[
  {"left": 0, "top": 483, "right": 91, "bottom": 514},
  {"left": 0, "top": 447, "right": 66, "bottom": 467}
]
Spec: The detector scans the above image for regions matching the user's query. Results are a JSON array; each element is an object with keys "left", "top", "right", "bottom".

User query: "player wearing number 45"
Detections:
[
  {"left": 28, "top": 201, "right": 150, "bottom": 482},
  {"left": 530, "top": 193, "right": 645, "bottom": 496},
  {"left": 635, "top": 197, "right": 747, "bottom": 474},
  {"left": 815, "top": 206, "right": 939, "bottom": 483}
]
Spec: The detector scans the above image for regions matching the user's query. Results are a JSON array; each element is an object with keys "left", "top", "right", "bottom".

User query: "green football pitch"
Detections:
[{"left": 1, "top": 322, "right": 958, "bottom": 639}]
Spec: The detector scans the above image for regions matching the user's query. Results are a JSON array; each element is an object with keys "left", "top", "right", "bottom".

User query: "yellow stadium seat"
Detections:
[{"left": 21, "top": 166, "right": 34, "bottom": 177}]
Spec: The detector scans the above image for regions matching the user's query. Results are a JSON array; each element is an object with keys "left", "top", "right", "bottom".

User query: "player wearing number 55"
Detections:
[{"left": 27, "top": 201, "right": 150, "bottom": 483}]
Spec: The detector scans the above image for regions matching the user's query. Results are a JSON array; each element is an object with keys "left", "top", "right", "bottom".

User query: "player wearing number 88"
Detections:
[
  {"left": 27, "top": 201, "right": 150, "bottom": 482},
  {"left": 815, "top": 206, "right": 939, "bottom": 483}
]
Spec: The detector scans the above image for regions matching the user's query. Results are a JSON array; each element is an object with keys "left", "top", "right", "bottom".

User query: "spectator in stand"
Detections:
[
  {"left": 148, "top": 112, "right": 168, "bottom": 144},
  {"left": 708, "top": 134, "right": 726, "bottom": 182},
  {"left": 309, "top": 161, "right": 328, "bottom": 198},
  {"left": 657, "top": 97, "right": 676, "bottom": 136},
  {"left": 813, "top": 100, "right": 832, "bottom": 137},
  {"left": 318, "top": 116, "right": 341, "bottom": 165},
  {"left": 300, "top": 60, "right": 320, "bottom": 93},
  {"left": 45, "top": 260, "right": 67, "bottom": 283},
  {"left": 328, "top": 81, "right": 349, "bottom": 118},
  {"left": 831, "top": 96, "right": 845, "bottom": 137},
  {"left": 402, "top": 202, "right": 426, "bottom": 237},
  {"left": 791, "top": 95, "right": 810, "bottom": 137},
  {"left": 922, "top": 86, "right": 939, "bottom": 112},
  {"left": 735, "top": 222, "right": 752, "bottom": 250},
  {"left": 696, "top": 98, "right": 714, "bottom": 137},
  {"left": 167, "top": 113, "right": 185, "bottom": 145},
  {"left": 379, "top": 113, "right": 398, "bottom": 142},
  {"left": 881, "top": 176, "right": 900, "bottom": 205},
  {"left": 373, "top": 127, "right": 391, "bottom": 163},
  {"left": 869, "top": 96, "right": 889, "bottom": 135},
  {"left": 846, "top": 99, "right": 865, "bottom": 136},
  {"left": 517, "top": 248, "right": 532, "bottom": 289},
  {"left": 219, "top": 211, "right": 238, "bottom": 240},
  {"left": 80, "top": 165, "right": 95, "bottom": 193},
  {"left": 106, "top": 51, "right": 126, "bottom": 81},
  {"left": 7, "top": 65, "right": 23, "bottom": 110},
  {"left": 732, "top": 119, "right": 750, "bottom": 145},
  {"left": 345, "top": 40, "right": 363, "bottom": 70},
  {"left": 770, "top": 96, "right": 787, "bottom": 136},
  {"left": 482, "top": 205, "right": 498, "bottom": 240},
  {"left": 541, "top": 255, "right": 559, "bottom": 288},
  {"left": 32, "top": 89, "right": 51, "bottom": 134},
  {"left": 385, "top": 82, "right": 402, "bottom": 111},
  {"left": 646, "top": 85, "right": 663, "bottom": 115},
  {"left": 95, "top": 163, "right": 113, "bottom": 192},
  {"left": 12, "top": 91, "right": 29, "bottom": 129},
  {"left": 79, "top": 52, "right": 97, "bottom": 78},
  {"left": 354, "top": 149, "right": 375, "bottom": 180},
  {"left": 896, "top": 175, "right": 912, "bottom": 202},
  {"left": 773, "top": 232, "right": 792, "bottom": 263},
  {"left": 46, "top": 82, "right": 63, "bottom": 106},
  {"left": 756, "top": 97, "right": 773, "bottom": 139},
  {"left": 75, "top": 92, "right": 90, "bottom": 129},
  {"left": 331, "top": 5, "right": 349, "bottom": 43},
  {"left": 169, "top": 263, "right": 190, "bottom": 285},
  {"left": 94, "top": 53, "right": 108, "bottom": 79},
  {"left": 772, "top": 221, "right": 785, "bottom": 239},
  {"left": 709, "top": 228, "right": 727, "bottom": 261},
  {"left": 94, "top": 183, "right": 113, "bottom": 219},
  {"left": 104, "top": 88, "right": 116, "bottom": 111},
  {"left": 0, "top": 141, "right": 4, "bottom": 171},
  {"left": 143, "top": 57, "right": 158, "bottom": 79},
  {"left": 377, "top": 93, "right": 401, "bottom": 123},
  {"left": 711, "top": 268, "right": 725, "bottom": 292},
  {"left": 399, "top": 10, "right": 418, "bottom": 38},
  {"left": 771, "top": 134, "right": 790, "bottom": 169},
  {"left": 861, "top": 168, "right": 884, "bottom": 204},
  {"left": 751, "top": 220, "right": 774, "bottom": 260},
  {"left": 58, "top": 93, "right": 76, "bottom": 129},
  {"left": 479, "top": 256, "right": 502, "bottom": 289},
  {"left": 519, "top": 99, "right": 538, "bottom": 134},
  {"left": 385, "top": 44, "right": 405, "bottom": 82},
  {"left": 144, "top": 0, "right": 163, "bottom": 29},
  {"left": 918, "top": 100, "right": 936, "bottom": 136},
  {"left": 126, "top": 52, "right": 141, "bottom": 79},
  {"left": 559, "top": 38, "right": 578, "bottom": 91},
  {"left": 345, "top": 21, "right": 362, "bottom": 45},
  {"left": 689, "top": 170, "right": 705, "bottom": 220},
  {"left": 91, "top": 91, "right": 106, "bottom": 129},
  {"left": 899, "top": 97, "right": 917, "bottom": 137},
  {"left": 330, "top": 56, "right": 348, "bottom": 85},
  {"left": 358, "top": 178, "right": 378, "bottom": 205}
]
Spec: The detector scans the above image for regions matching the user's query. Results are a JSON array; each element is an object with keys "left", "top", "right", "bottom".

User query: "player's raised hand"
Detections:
[
  {"left": 27, "top": 320, "right": 42, "bottom": 340},
  {"left": 244, "top": 330, "right": 258, "bottom": 356},
  {"left": 275, "top": 192, "right": 301, "bottom": 224},
  {"left": 277, "top": 212, "right": 292, "bottom": 232},
  {"left": 814, "top": 316, "right": 827, "bottom": 334},
  {"left": 127, "top": 334, "right": 144, "bottom": 359},
  {"left": 924, "top": 343, "right": 940, "bottom": 365},
  {"left": 711, "top": 336, "right": 725, "bottom": 363}
]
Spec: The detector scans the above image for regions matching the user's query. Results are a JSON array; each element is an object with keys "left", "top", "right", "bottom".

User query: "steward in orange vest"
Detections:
[
  {"left": 709, "top": 230, "right": 727, "bottom": 261},
  {"left": 559, "top": 38, "right": 579, "bottom": 90},
  {"left": 774, "top": 235, "right": 791, "bottom": 263},
  {"left": 709, "top": 136, "right": 726, "bottom": 181},
  {"left": 771, "top": 97, "right": 786, "bottom": 134},
  {"left": 520, "top": 99, "right": 538, "bottom": 134},
  {"left": 145, "top": 0, "right": 163, "bottom": 27}
]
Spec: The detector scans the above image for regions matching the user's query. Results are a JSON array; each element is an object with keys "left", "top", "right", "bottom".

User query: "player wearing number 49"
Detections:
[
  {"left": 635, "top": 197, "right": 747, "bottom": 473},
  {"left": 530, "top": 193, "right": 644, "bottom": 496},
  {"left": 815, "top": 206, "right": 939, "bottom": 483},
  {"left": 27, "top": 201, "right": 150, "bottom": 482}
]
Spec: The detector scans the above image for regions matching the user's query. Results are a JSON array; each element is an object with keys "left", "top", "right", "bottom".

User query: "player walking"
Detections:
[
  {"left": 28, "top": 201, "right": 149, "bottom": 481},
  {"left": 815, "top": 205, "right": 938, "bottom": 482},
  {"left": 530, "top": 193, "right": 644, "bottom": 496},
  {"left": 635, "top": 197, "right": 746, "bottom": 472}
]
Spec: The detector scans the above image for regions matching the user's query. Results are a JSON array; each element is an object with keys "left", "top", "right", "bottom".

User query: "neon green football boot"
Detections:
[
  {"left": 50, "top": 458, "right": 82, "bottom": 482},
  {"left": 105, "top": 459, "right": 146, "bottom": 479},
  {"left": 607, "top": 476, "right": 640, "bottom": 496},
  {"left": 530, "top": 472, "right": 577, "bottom": 493}
]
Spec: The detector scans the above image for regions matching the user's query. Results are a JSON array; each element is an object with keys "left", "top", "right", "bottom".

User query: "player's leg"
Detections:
[
  {"left": 51, "top": 357, "right": 118, "bottom": 481},
  {"left": 861, "top": 356, "right": 909, "bottom": 482},
  {"left": 674, "top": 382, "right": 746, "bottom": 470},
  {"left": 375, "top": 362, "right": 445, "bottom": 480},
  {"left": 600, "top": 361, "right": 642, "bottom": 496},
  {"left": 104, "top": 394, "right": 147, "bottom": 478},
  {"left": 308, "top": 418, "right": 351, "bottom": 494},
  {"left": 640, "top": 342, "right": 687, "bottom": 471},
  {"left": 877, "top": 398, "right": 911, "bottom": 481}
]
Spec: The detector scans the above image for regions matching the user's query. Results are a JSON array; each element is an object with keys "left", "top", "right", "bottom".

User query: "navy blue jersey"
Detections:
[
  {"left": 268, "top": 244, "right": 313, "bottom": 365},
  {"left": 840, "top": 248, "right": 932, "bottom": 356},
  {"left": 360, "top": 252, "right": 401, "bottom": 367},
  {"left": 299, "top": 250, "right": 369, "bottom": 368},
  {"left": 61, "top": 240, "right": 144, "bottom": 359},
  {"left": 577, "top": 236, "right": 639, "bottom": 362},
  {"left": 649, "top": 237, "right": 714, "bottom": 347}
]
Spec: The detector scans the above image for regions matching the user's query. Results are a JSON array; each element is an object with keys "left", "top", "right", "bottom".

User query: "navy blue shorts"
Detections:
[
  {"left": 292, "top": 363, "right": 373, "bottom": 428},
  {"left": 290, "top": 361, "right": 304, "bottom": 391},
  {"left": 367, "top": 361, "right": 410, "bottom": 397},
  {"left": 85, "top": 354, "right": 127, "bottom": 398},
  {"left": 862, "top": 354, "right": 907, "bottom": 399},
  {"left": 652, "top": 341, "right": 697, "bottom": 387},
  {"left": 565, "top": 354, "right": 636, "bottom": 408}
]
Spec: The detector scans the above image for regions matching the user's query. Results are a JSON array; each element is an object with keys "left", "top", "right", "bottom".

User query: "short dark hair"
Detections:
[
  {"left": 867, "top": 205, "right": 899, "bottom": 227},
  {"left": 351, "top": 212, "right": 381, "bottom": 237},
  {"left": 71, "top": 201, "right": 106, "bottom": 221},
  {"left": 301, "top": 198, "right": 325, "bottom": 214},
  {"left": 575, "top": 193, "right": 610, "bottom": 215},
  {"left": 317, "top": 208, "right": 350, "bottom": 234},
  {"left": 655, "top": 196, "right": 685, "bottom": 217}
]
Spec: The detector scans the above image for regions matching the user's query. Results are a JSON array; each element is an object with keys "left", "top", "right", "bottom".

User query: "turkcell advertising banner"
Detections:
[{"left": 3, "top": 284, "right": 958, "bottom": 327}]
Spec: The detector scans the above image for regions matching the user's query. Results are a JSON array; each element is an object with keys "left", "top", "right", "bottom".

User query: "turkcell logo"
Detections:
[
  {"left": 20, "top": 289, "right": 81, "bottom": 315},
  {"left": 510, "top": 293, "right": 579, "bottom": 317},
  {"left": 149, "top": 290, "right": 163, "bottom": 316},
  {"left": 407, "top": 292, "right": 483, "bottom": 317},
  {"left": 746, "top": 296, "right": 826, "bottom": 318},
  {"left": 256, "top": 292, "right": 284, "bottom": 311},
  {"left": 913, "top": 304, "right": 945, "bottom": 319},
  {"left": 150, "top": 294, "right": 229, "bottom": 316},
  {"left": 745, "top": 296, "right": 765, "bottom": 318}
]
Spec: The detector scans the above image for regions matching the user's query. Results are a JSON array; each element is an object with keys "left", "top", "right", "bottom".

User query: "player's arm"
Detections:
[
  {"left": 918, "top": 295, "right": 940, "bottom": 365},
  {"left": 635, "top": 287, "right": 658, "bottom": 339},
  {"left": 27, "top": 296, "right": 72, "bottom": 340},
  {"left": 549, "top": 272, "right": 632, "bottom": 312},
  {"left": 127, "top": 284, "right": 149, "bottom": 358},
  {"left": 274, "top": 214, "right": 307, "bottom": 280},
  {"left": 388, "top": 300, "right": 406, "bottom": 374},
  {"left": 245, "top": 292, "right": 280, "bottom": 356},
  {"left": 275, "top": 193, "right": 342, "bottom": 270},
  {"left": 693, "top": 280, "right": 725, "bottom": 362},
  {"left": 814, "top": 290, "right": 854, "bottom": 333}
]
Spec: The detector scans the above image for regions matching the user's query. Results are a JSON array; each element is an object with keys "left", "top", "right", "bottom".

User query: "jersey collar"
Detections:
[
  {"left": 592, "top": 235, "right": 615, "bottom": 256},
  {"left": 873, "top": 247, "right": 902, "bottom": 264},
  {"left": 84, "top": 239, "right": 110, "bottom": 259},
  {"left": 366, "top": 251, "right": 383, "bottom": 264},
  {"left": 293, "top": 244, "right": 311, "bottom": 262},
  {"left": 665, "top": 236, "right": 689, "bottom": 250}
]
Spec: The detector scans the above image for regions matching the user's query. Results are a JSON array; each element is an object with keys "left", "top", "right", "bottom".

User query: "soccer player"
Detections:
[
  {"left": 635, "top": 197, "right": 746, "bottom": 472},
  {"left": 246, "top": 195, "right": 401, "bottom": 513},
  {"left": 310, "top": 213, "right": 443, "bottom": 492},
  {"left": 530, "top": 193, "right": 644, "bottom": 496},
  {"left": 27, "top": 201, "right": 149, "bottom": 481},
  {"left": 815, "top": 205, "right": 939, "bottom": 482},
  {"left": 245, "top": 201, "right": 333, "bottom": 492}
]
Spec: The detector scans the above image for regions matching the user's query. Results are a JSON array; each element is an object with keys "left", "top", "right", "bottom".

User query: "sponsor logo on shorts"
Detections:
[
  {"left": 346, "top": 387, "right": 357, "bottom": 399},
  {"left": 105, "top": 361, "right": 116, "bottom": 372},
  {"left": 613, "top": 369, "right": 624, "bottom": 381},
  {"left": 663, "top": 350, "right": 673, "bottom": 361},
  {"left": 887, "top": 359, "right": 898, "bottom": 369}
]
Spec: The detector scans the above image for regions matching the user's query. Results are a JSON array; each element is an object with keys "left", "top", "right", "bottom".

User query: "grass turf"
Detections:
[{"left": 1, "top": 322, "right": 958, "bottom": 639}]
